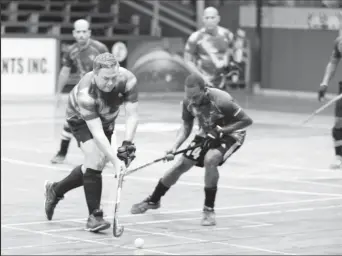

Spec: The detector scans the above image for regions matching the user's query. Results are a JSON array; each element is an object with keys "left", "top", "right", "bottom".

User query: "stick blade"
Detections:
[{"left": 113, "top": 219, "right": 124, "bottom": 237}]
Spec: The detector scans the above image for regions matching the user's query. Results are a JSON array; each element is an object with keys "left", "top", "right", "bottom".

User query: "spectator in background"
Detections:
[{"left": 184, "top": 7, "right": 235, "bottom": 90}]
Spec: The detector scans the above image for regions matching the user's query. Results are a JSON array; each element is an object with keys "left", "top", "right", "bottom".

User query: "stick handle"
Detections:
[
  {"left": 124, "top": 144, "right": 200, "bottom": 177},
  {"left": 302, "top": 93, "right": 342, "bottom": 124}
]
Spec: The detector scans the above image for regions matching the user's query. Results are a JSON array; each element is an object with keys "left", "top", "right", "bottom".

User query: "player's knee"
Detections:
[
  {"left": 84, "top": 153, "right": 107, "bottom": 171},
  {"left": 176, "top": 157, "right": 194, "bottom": 172},
  {"left": 169, "top": 157, "right": 193, "bottom": 175},
  {"left": 203, "top": 150, "right": 222, "bottom": 168}
]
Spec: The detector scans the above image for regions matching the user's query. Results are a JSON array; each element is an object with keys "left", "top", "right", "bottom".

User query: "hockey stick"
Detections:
[
  {"left": 112, "top": 159, "right": 131, "bottom": 238},
  {"left": 111, "top": 144, "right": 201, "bottom": 237},
  {"left": 124, "top": 144, "right": 201, "bottom": 177},
  {"left": 301, "top": 93, "right": 342, "bottom": 124}
]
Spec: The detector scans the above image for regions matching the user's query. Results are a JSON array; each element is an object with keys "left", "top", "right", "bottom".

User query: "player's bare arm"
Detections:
[
  {"left": 172, "top": 119, "right": 194, "bottom": 151},
  {"left": 56, "top": 45, "right": 74, "bottom": 96},
  {"left": 220, "top": 103, "right": 253, "bottom": 135},
  {"left": 214, "top": 92, "right": 253, "bottom": 134},
  {"left": 121, "top": 68, "right": 139, "bottom": 142},
  {"left": 319, "top": 37, "right": 341, "bottom": 101},
  {"left": 321, "top": 58, "right": 340, "bottom": 86},
  {"left": 56, "top": 66, "right": 72, "bottom": 94},
  {"left": 321, "top": 37, "right": 341, "bottom": 86},
  {"left": 78, "top": 92, "right": 122, "bottom": 172}
]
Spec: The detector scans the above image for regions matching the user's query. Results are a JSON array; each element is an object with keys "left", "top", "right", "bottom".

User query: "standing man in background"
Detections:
[
  {"left": 318, "top": 26, "right": 341, "bottom": 169},
  {"left": 184, "top": 6, "right": 235, "bottom": 89},
  {"left": 51, "top": 19, "right": 109, "bottom": 164}
]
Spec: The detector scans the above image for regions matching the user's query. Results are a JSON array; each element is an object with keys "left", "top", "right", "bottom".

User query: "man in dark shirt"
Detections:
[{"left": 130, "top": 74, "right": 253, "bottom": 226}]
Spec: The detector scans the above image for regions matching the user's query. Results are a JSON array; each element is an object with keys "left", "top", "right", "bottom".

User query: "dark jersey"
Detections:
[
  {"left": 62, "top": 39, "right": 108, "bottom": 77},
  {"left": 66, "top": 67, "right": 138, "bottom": 130},
  {"left": 182, "top": 88, "right": 246, "bottom": 143},
  {"left": 185, "top": 26, "right": 234, "bottom": 79}
]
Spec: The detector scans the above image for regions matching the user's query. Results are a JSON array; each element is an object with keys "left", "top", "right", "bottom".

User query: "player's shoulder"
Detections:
[
  {"left": 334, "top": 36, "right": 342, "bottom": 46},
  {"left": 89, "top": 39, "right": 108, "bottom": 51},
  {"left": 188, "top": 28, "right": 205, "bottom": 42},
  {"left": 333, "top": 36, "right": 342, "bottom": 54},
  {"left": 66, "top": 42, "right": 78, "bottom": 55},
  {"left": 207, "top": 88, "right": 234, "bottom": 104},
  {"left": 76, "top": 72, "right": 96, "bottom": 103},
  {"left": 335, "top": 36, "right": 342, "bottom": 42},
  {"left": 118, "top": 67, "right": 137, "bottom": 91},
  {"left": 218, "top": 26, "right": 234, "bottom": 40}
]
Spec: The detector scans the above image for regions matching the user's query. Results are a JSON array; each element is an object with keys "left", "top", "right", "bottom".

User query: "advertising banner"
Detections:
[{"left": 1, "top": 37, "right": 58, "bottom": 96}]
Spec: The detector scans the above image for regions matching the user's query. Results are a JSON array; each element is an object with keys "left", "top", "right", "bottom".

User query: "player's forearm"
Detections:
[
  {"left": 92, "top": 133, "right": 121, "bottom": 171},
  {"left": 56, "top": 67, "right": 71, "bottom": 93},
  {"left": 322, "top": 61, "right": 339, "bottom": 85},
  {"left": 124, "top": 114, "right": 138, "bottom": 142},
  {"left": 220, "top": 118, "right": 253, "bottom": 135},
  {"left": 172, "top": 122, "right": 193, "bottom": 150}
]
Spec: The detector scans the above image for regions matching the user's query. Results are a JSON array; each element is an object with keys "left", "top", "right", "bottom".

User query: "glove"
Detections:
[
  {"left": 318, "top": 84, "right": 328, "bottom": 102},
  {"left": 164, "top": 148, "right": 176, "bottom": 162},
  {"left": 117, "top": 140, "right": 136, "bottom": 166},
  {"left": 203, "top": 127, "right": 223, "bottom": 150}
]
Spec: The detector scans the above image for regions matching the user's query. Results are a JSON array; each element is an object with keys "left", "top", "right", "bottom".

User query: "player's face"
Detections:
[
  {"left": 73, "top": 29, "right": 91, "bottom": 45},
  {"left": 185, "top": 86, "right": 206, "bottom": 106},
  {"left": 95, "top": 66, "right": 120, "bottom": 92},
  {"left": 203, "top": 13, "right": 219, "bottom": 30}
]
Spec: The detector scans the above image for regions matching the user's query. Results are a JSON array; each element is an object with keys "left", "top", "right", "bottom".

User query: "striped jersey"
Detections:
[{"left": 66, "top": 67, "right": 138, "bottom": 130}]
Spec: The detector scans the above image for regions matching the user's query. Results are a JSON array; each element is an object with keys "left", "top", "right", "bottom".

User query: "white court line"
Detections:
[
  {"left": 130, "top": 176, "right": 342, "bottom": 197},
  {"left": 2, "top": 144, "right": 162, "bottom": 159},
  {"left": 124, "top": 227, "right": 293, "bottom": 255},
  {"left": 98, "top": 204, "right": 342, "bottom": 226},
  {"left": 1, "top": 198, "right": 342, "bottom": 227},
  {"left": 2, "top": 197, "right": 341, "bottom": 228},
  {"left": 2, "top": 157, "right": 342, "bottom": 198},
  {"left": 27, "top": 223, "right": 272, "bottom": 237},
  {"left": 0, "top": 224, "right": 271, "bottom": 252},
  {"left": 1, "top": 240, "right": 80, "bottom": 251},
  {"left": 3, "top": 143, "right": 342, "bottom": 178},
  {"left": 1, "top": 114, "right": 331, "bottom": 129},
  {"left": 2, "top": 225, "right": 176, "bottom": 255},
  {"left": 1, "top": 118, "right": 63, "bottom": 127},
  {"left": 230, "top": 175, "right": 342, "bottom": 189}
]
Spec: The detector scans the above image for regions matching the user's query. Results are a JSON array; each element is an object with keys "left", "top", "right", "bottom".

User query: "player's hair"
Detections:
[
  {"left": 184, "top": 73, "right": 206, "bottom": 90},
  {"left": 93, "top": 53, "right": 118, "bottom": 73}
]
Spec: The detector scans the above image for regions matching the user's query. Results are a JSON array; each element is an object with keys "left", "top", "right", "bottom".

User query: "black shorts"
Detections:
[
  {"left": 183, "top": 134, "right": 245, "bottom": 168},
  {"left": 67, "top": 120, "right": 113, "bottom": 147}
]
